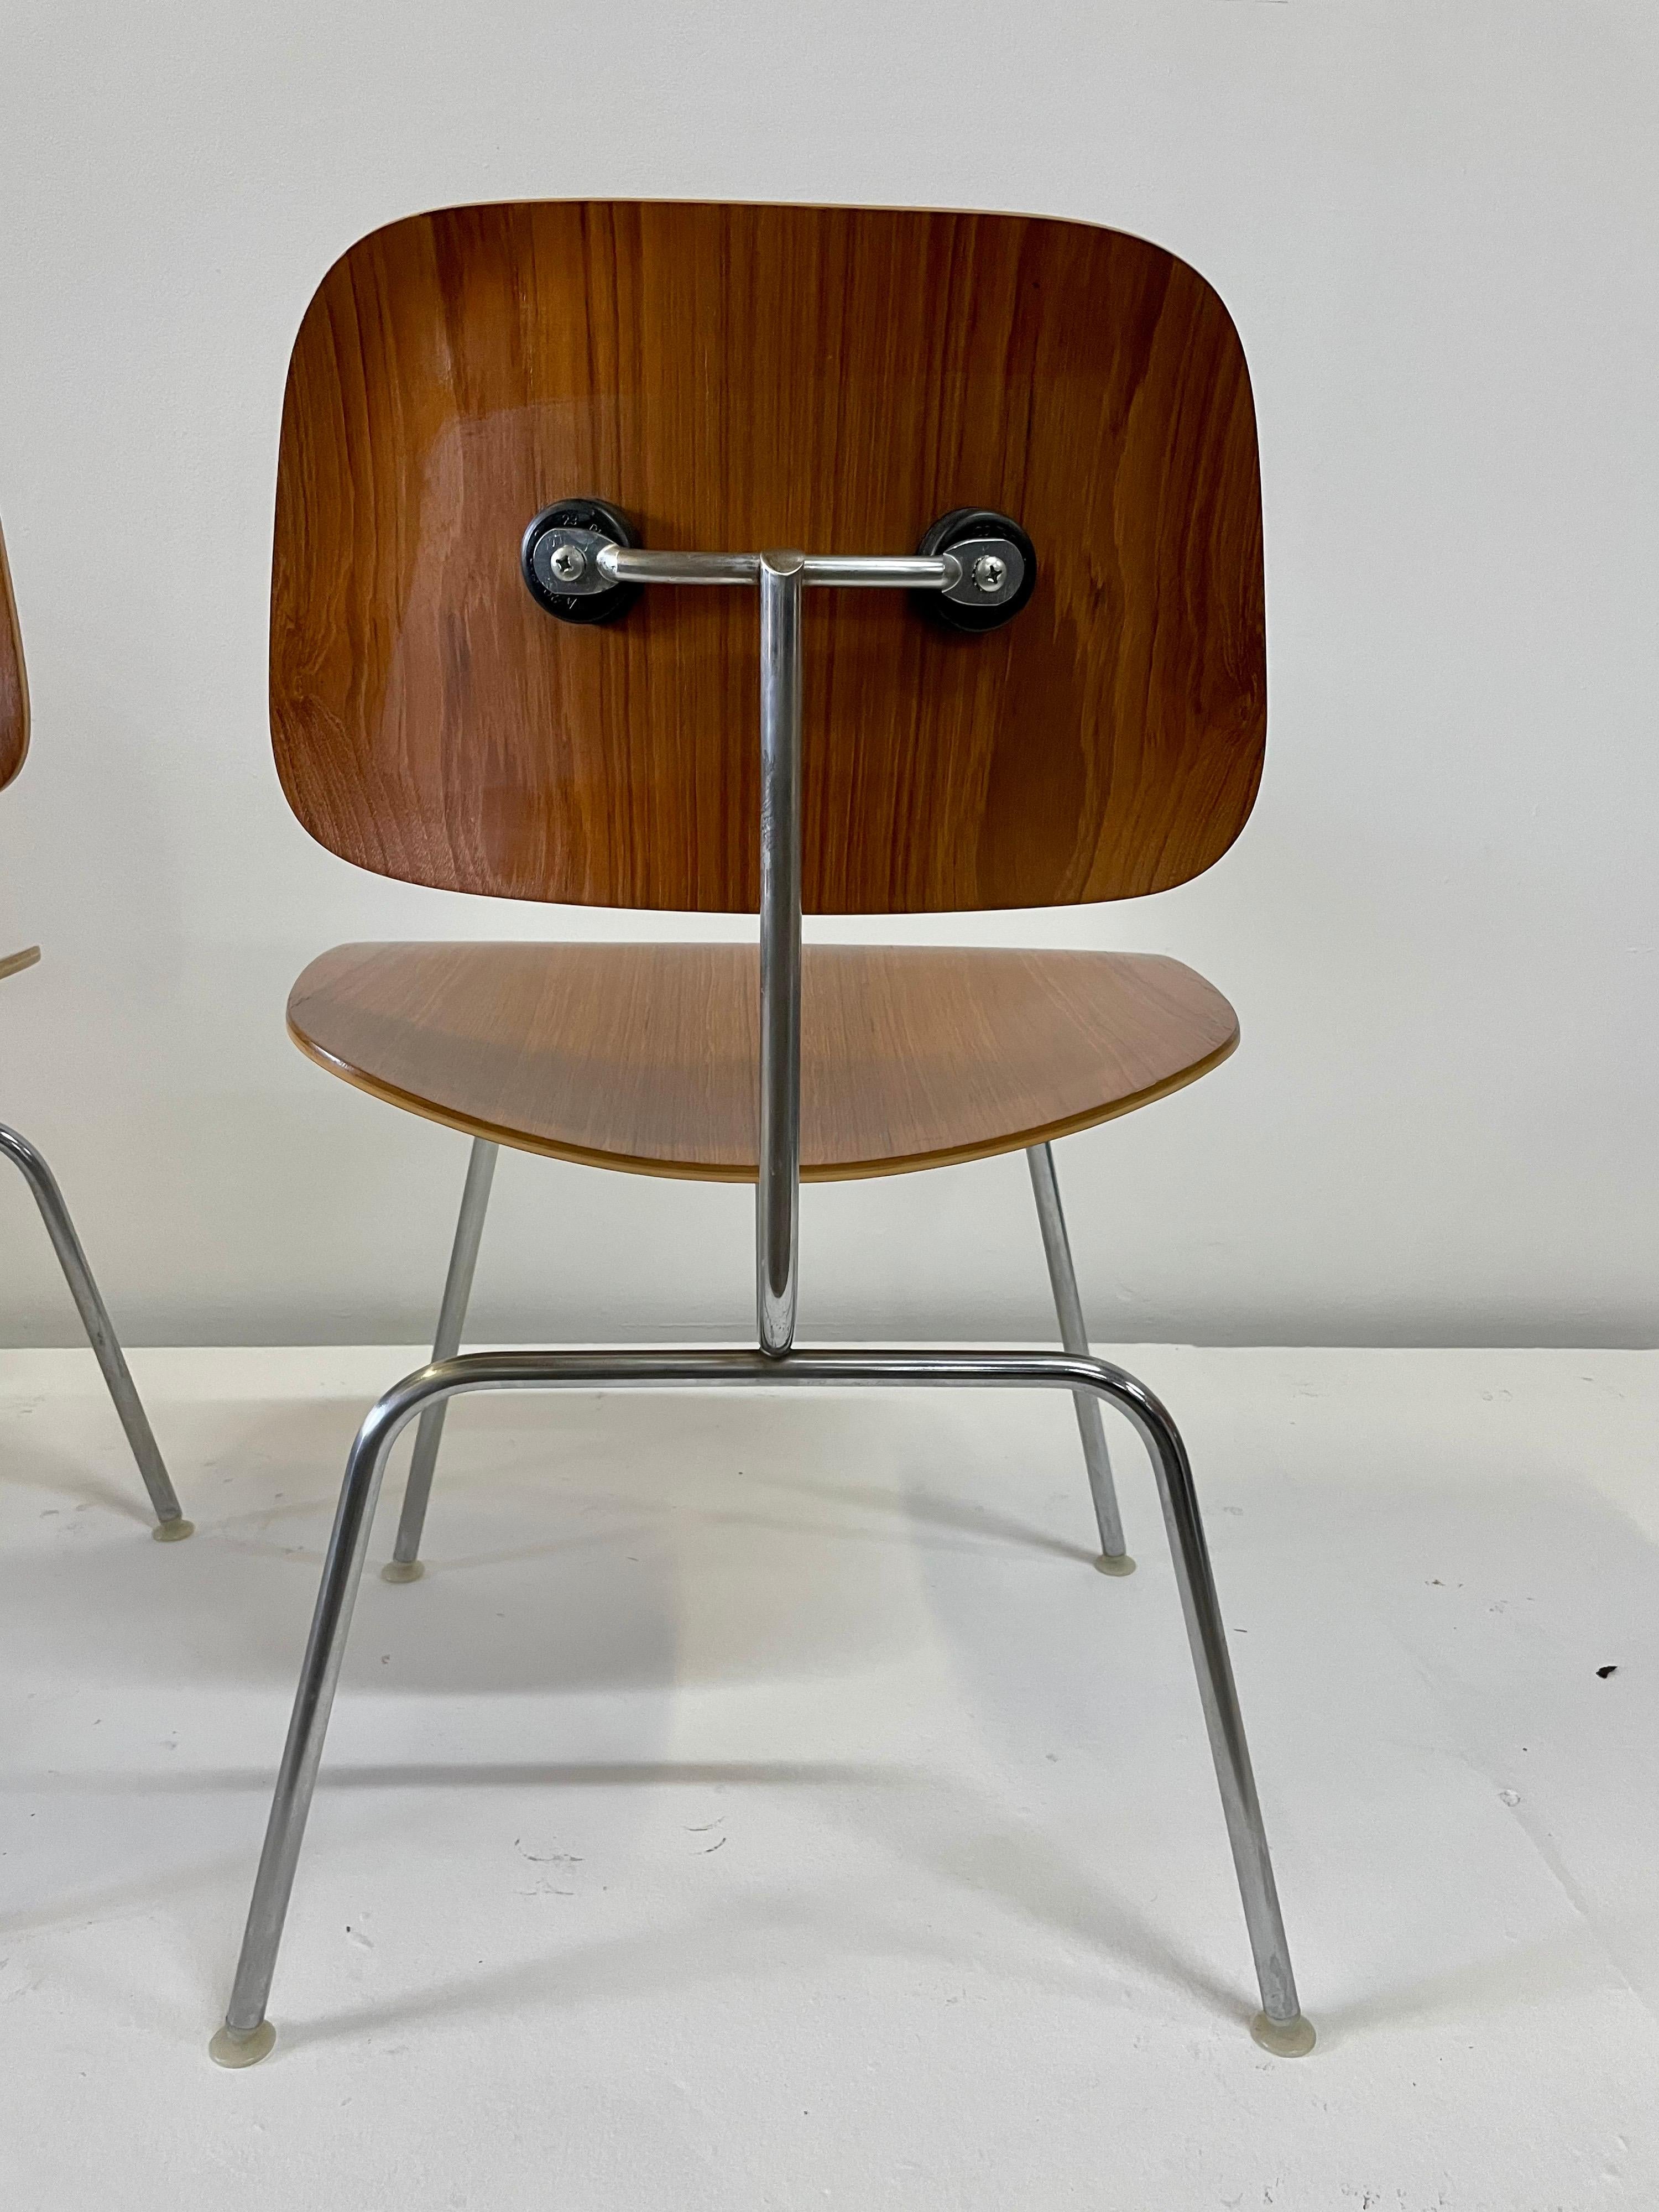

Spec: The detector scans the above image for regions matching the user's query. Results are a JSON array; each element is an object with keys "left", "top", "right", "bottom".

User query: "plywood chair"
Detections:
[
  {"left": 0, "top": 518, "right": 190, "bottom": 1540},
  {"left": 212, "top": 202, "right": 1314, "bottom": 2065}
]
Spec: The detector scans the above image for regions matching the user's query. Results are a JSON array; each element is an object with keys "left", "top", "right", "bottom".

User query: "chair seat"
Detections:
[{"left": 287, "top": 941, "right": 1238, "bottom": 1182}]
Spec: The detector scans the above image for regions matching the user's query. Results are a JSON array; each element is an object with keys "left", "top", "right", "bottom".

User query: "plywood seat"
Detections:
[{"left": 289, "top": 940, "right": 1238, "bottom": 1183}]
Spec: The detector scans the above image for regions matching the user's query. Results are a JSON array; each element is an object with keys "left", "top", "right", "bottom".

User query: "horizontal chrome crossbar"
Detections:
[
  {"left": 358, "top": 1343, "right": 1156, "bottom": 1425},
  {"left": 597, "top": 546, "right": 963, "bottom": 591}
]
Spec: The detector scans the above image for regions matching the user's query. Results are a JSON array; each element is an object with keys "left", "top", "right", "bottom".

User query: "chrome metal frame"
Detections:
[
  {"left": 211, "top": 545, "right": 1312, "bottom": 2065},
  {"left": 0, "top": 1123, "right": 190, "bottom": 1538}
]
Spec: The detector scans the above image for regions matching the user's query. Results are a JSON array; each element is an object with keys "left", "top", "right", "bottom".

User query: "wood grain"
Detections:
[
  {"left": 273, "top": 201, "right": 1265, "bottom": 914},
  {"left": 0, "top": 517, "right": 29, "bottom": 796},
  {"left": 288, "top": 941, "right": 1238, "bottom": 1181}
]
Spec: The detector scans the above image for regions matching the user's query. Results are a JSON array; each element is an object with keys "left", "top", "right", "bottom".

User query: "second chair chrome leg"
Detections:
[
  {"left": 0, "top": 1122, "right": 191, "bottom": 1538},
  {"left": 1027, "top": 1141, "right": 1133, "bottom": 1573},
  {"left": 383, "top": 1136, "right": 498, "bottom": 1580}
]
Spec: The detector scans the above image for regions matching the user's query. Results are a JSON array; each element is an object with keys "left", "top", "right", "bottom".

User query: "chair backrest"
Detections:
[
  {"left": 0, "top": 518, "right": 29, "bottom": 796},
  {"left": 272, "top": 201, "right": 1265, "bottom": 915}
]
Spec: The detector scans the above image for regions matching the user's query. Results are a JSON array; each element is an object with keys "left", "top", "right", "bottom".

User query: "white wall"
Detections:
[{"left": 0, "top": 1, "right": 1653, "bottom": 1350}]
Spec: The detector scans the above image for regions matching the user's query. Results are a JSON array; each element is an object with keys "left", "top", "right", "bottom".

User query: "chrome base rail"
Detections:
[
  {"left": 211, "top": 1342, "right": 1312, "bottom": 2066},
  {"left": 0, "top": 1123, "right": 190, "bottom": 1538}
]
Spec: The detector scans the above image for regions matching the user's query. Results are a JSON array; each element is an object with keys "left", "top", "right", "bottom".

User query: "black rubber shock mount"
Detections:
[
  {"left": 914, "top": 508, "right": 1037, "bottom": 633},
  {"left": 520, "top": 498, "right": 641, "bottom": 625}
]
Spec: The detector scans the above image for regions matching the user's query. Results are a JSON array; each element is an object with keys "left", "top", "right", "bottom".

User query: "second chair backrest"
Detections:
[
  {"left": 271, "top": 200, "right": 1265, "bottom": 916},
  {"left": 0, "top": 518, "right": 29, "bottom": 796}
]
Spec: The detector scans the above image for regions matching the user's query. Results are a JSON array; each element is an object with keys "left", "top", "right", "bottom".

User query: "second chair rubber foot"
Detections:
[
  {"left": 1249, "top": 2011, "right": 1316, "bottom": 2058},
  {"left": 152, "top": 1517, "right": 195, "bottom": 1542},
  {"left": 208, "top": 2020, "right": 276, "bottom": 2068},
  {"left": 1094, "top": 1551, "right": 1136, "bottom": 1577},
  {"left": 381, "top": 1558, "right": 425, "bottom": 1583}
]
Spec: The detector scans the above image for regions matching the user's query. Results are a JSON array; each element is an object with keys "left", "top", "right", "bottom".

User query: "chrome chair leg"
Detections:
[
  {"left": 1026, "top": 1142, "right": 1132, "bottom": 1573},
  {"left": 0, "top": 1123, "right": 190, "bottom": 1539},
  {"left": 383, "top": 1136, "right": 497, "bottom": 1582},
  {"left": 211, "top": 1345, "right": 1312, "bottom": 2067}
]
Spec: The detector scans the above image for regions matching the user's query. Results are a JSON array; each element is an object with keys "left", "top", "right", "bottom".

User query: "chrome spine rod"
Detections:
[
  {"left": 592, "top": 539, "right": 971, "bottom": 1358},
  {"left": 757, "top": 554, "right": 805, "bottom": 1354}
]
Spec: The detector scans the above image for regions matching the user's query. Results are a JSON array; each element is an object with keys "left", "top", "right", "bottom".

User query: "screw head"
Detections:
[
  {"left": 971, "top": 552, "right": 1008, "bottom": 595},
  {"left": 549, "top": 542, "right": 587, "bottom": 584}
]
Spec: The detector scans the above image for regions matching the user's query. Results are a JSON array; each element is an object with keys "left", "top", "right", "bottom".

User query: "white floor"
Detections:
[{"left": 0, "top": 1345, "right": 1655, "bottom": 2209}]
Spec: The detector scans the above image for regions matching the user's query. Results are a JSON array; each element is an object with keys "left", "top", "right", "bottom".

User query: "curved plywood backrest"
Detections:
[
  {"left": 0, "top": 518, "right": 29, "bottom": 796},
  {"left": 273, "top": 201, "right": 1265, "bottom": 914}
]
